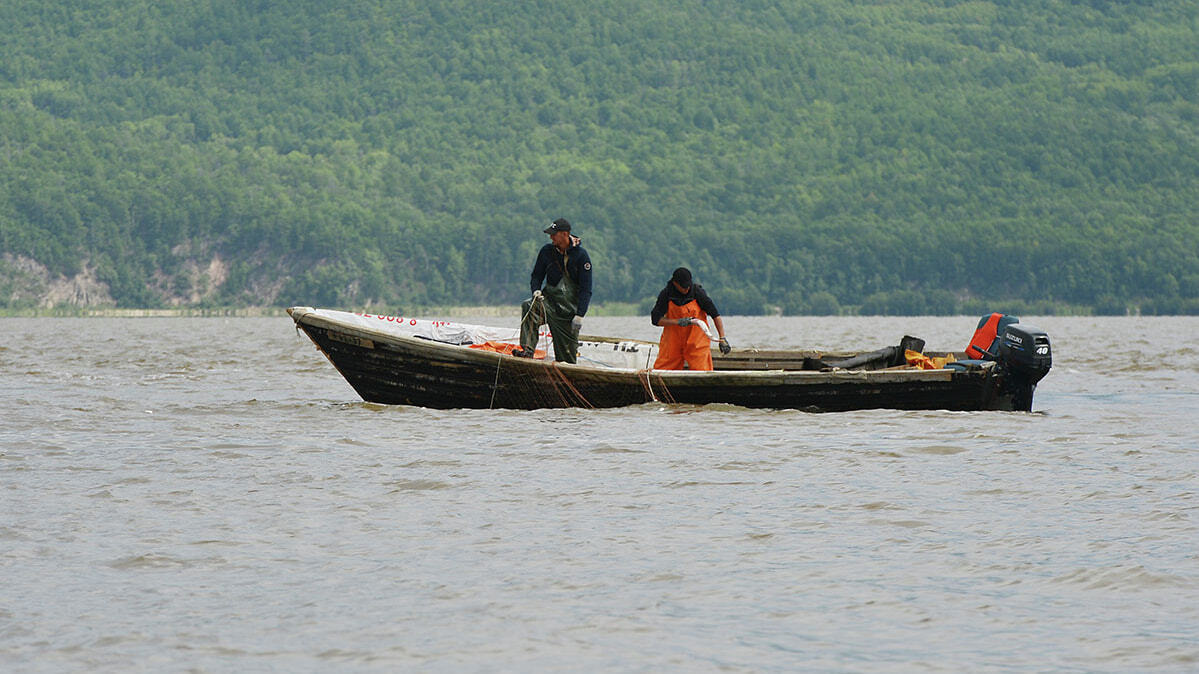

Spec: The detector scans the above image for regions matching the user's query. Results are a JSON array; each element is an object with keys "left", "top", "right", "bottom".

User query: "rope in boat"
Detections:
[
  {"left": 493, "top": 295, "right": 580, "bottom": 409},
  {"left": 549, "top": 362, "right": 595, "bottom": 408},
  {"left": 490, "top": 296, "right": 541, "bottom": 409},
  {"left": 637, "top": 368, "right": 657, "bottom": 402},
  {"left": 656, "top": 372, "right": 676, "bottom": 404},
  {"left": 636, "top": 369, "right": 676, "bottom": 404},
  {"left": 488, "top": 351, "right": 503, "bottom": 410}
]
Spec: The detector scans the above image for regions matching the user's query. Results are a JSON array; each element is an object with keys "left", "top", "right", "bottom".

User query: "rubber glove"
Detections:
[
  {"left": 676, "top": 317, "right": 694, "bottom": 327},
  {"left": 571, "top": 315, "right": 583, "bottom": 335},
  {"left": 719, "top": 337, "right": 731, "bottom": 355}
]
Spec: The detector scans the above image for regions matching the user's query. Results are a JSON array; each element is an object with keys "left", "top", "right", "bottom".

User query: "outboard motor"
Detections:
[{"left": 996, "top": 323, "right": 1052, "bottom": 411}]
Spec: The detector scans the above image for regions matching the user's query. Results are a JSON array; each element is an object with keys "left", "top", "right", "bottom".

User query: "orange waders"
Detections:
[{"left": 653, "top": 299, "right": 713, "bottom": 370}]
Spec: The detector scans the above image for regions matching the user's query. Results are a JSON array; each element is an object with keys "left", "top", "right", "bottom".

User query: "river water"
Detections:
[{"left": 2, "top": 314, "right": 1196, "bottom": 672}]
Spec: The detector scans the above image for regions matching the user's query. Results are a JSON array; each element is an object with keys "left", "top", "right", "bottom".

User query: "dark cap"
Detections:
[
  {"left": 671, "top": 267, "right": 692, "bottom": 287},
  {"left": 543, "top": 218, "right": 571, "bottom": 234}
]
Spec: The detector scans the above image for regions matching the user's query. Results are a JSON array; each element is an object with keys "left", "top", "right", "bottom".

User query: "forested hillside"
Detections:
[{"left": 2, "top": 0, "right": 1197, "bottom": 314}]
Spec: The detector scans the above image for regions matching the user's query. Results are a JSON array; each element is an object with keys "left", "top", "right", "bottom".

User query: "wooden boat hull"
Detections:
[{"left": 290, "top": 307, "right": 1024, "bottom": 412}]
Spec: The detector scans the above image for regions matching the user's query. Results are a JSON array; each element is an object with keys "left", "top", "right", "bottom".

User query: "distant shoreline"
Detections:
[
  {"left": 0, "top": 302, "right": 653, "bottom": 318},
  {"left": 0, "top": 307, "right": 291, "bottom": 318},
  {"left": 3, "top": 301, "right": 1187, "bottom": 318},
  {"left": 0, "top": 306, "right": 510, "bottom": 318}
]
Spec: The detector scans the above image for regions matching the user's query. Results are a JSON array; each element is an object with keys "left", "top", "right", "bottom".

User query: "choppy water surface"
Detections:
[{"left": 2, "top": 315, "right": 1196, "bottom": 672}]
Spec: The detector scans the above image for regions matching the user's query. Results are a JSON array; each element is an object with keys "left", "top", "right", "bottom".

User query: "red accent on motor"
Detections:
[{"left": 966, "top": 313, "right": 1004, "bottom": 359}]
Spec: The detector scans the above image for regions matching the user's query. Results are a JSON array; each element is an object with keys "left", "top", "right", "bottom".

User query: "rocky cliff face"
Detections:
[
  {"left": 148, "top": 255, "right": 230, "bottom": 306},
  {"left": 0, "top": 255, "right": 114, "bottom": 308},
  {"left": 1, "top": 254, "right": 231, "bottom": 309}
]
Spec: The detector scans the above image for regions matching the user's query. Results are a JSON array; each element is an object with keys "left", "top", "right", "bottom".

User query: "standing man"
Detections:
[
  {"left": 651, "top": 267, "right": 730, "bottom": 370},
  {"left": 514, "top": 218, "right": 592, "bottom": 364}
]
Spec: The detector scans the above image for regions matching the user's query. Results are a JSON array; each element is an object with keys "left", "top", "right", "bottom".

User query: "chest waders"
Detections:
[
  {"left": 653, "top": 299, "right": 713, "bottom": 370},
  {"left": 520, "top": 256, "right": 580, "bottom": 363}
]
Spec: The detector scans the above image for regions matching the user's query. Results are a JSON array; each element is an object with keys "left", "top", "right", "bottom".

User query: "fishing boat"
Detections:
[{"left": 288, "top": 306, "right": 1052, "bottom": 412}]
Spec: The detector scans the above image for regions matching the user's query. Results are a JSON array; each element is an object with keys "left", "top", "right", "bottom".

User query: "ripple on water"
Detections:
[
  {"left": 590, "top": 445, "right": 647, "bottom": 454},
  {"left": 1052, "top": 565, "right": 1193, "bottom": 591},
  {"left": 385, "top": 479, "right": 454, "bottom": 492},
  {"left": 107, "top": 553, "right": 202, "bottom": 570},
  {"left": 912, "top": 445, "right": 969, "bottom": 455}
]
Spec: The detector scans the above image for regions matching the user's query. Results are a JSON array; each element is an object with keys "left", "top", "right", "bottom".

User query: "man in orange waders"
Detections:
[{"left": 650, "top": 267, "right": 731, "bottom": 370}]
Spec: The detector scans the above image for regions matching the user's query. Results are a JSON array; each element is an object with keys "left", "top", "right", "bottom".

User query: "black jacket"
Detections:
[
  {"left": 529, "top": 240, "right": 593, "bottom": 316},
  {"left": 651, "top": 282, "right": 720, "bottom": 325}
]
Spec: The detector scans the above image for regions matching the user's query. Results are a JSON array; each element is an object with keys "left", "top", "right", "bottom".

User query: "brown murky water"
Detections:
[{"left": 2, "top": 315, "right": 1196, "bottom": 671}]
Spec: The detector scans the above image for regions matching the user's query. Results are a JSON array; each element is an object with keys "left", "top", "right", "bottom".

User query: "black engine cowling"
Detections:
[{"left": 997, "top": 323, "right": 1052, "bottom": 411}]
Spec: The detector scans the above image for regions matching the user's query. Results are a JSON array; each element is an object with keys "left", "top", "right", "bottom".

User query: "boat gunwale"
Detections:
[{"left": 289, "top": 307, "right": 982, "bottom": 384}]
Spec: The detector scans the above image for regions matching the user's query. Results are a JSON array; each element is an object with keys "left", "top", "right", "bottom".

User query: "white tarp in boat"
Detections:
[{"left": 302, "top": 308, "right": 659, "bottom": 369}]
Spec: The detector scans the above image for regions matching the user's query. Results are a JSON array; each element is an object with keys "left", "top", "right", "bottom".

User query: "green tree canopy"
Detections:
[{"left": 1, "top": 0, "right": 1197, "bottom": 314}]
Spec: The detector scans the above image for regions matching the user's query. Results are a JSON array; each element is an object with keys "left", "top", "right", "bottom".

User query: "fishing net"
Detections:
[{"left": 486, "top": 360, "right": 675, "bottom": 409}]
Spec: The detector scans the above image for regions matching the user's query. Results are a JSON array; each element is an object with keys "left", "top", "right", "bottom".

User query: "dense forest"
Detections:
[{"left": 1, "top": 0, "right": 1197, "bottom": 315}]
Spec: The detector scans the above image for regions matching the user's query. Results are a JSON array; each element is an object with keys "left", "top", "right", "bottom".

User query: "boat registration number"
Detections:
[{"left": 328, "top": 331, "right": 374, "bottom": 349}]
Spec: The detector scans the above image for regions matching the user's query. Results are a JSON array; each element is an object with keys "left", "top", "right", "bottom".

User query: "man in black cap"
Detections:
[
  {"left": 650, "top": 266, "right": 730, "bottom": 370},
  {"left": 514, "top": 218, "right": 593, "bottom": 363}
]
